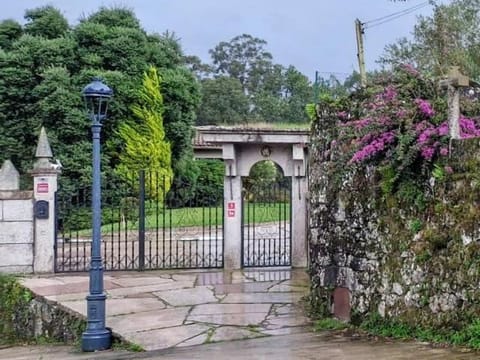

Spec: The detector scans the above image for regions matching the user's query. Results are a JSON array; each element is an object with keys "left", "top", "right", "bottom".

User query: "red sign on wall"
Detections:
[
  {"left": 228, "top": 202, "right": 235, "bottom": 210},
  {"left": 228, "top": 210, "right": 235, "bottom": 217},
  {"left": 37, "top": 183, "right": 49, "bottom": 193}
]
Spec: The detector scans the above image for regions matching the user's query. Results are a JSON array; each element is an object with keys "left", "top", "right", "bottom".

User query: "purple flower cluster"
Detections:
[
  {"left": 438, "top": 122, "right": 449, "bottom": 136},
  {"left": 368, "top": 85, "right": 399, "bottom": 111},
  {"left": 340, "top": 118, "right": 371, "bottom": 129},
  {"left": 460, "top": 116, "right": 480, "bottom": 138},
  {"left": 421, "top": 147, "right": 435, "bottom": 159},
  {"left": 400, "top": 63, "right": 419, "bottom": 77},
  {"left": 416, "top": 121, "right": 449, "bottom": 160},
  {"left": 336, "top": 64, "right": 480, "bottom": 167},
  {"left": 382, "top": 85, "right": 398, "bottom": 102},
  {"left": 417, "top": 127, "right": 436, "bottom": 144},
  {"left": 337, "top": 111, "right": 348, "bottom": 120},
  {"left": 415, "top": 98, "right": 435, "bottom": 118},
  {"left": 349, "top": 131, "right": 395, "bottom": 163}
]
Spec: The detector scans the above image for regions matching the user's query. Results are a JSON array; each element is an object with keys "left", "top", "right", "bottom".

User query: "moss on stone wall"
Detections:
[
  {"left": 0, "top": 274, "right": 86, "bottom": 345},
  {"left": 309, "top": 129, "right": 480, "bottom": 347},
  {"left": 0, "top": 274, "right": 34, "bottom": 345}
]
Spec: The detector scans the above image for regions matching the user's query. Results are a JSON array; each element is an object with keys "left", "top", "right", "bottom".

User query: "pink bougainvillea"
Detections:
[
  {"left": 382, "top": 85, "right": 398, "bottom": 102},
  {"left": 339, "top": 118, "right": 371, "bottom": 129},
  {"left": 460, "top": 116, "right": 480, "bottom": 138},
  {"left": 438, "top": 122, "right": 449, "bottom": 136},
  {"left": 349, "top": 131, "right": 395, "bottom": 163},
  {"left": 415, "top": 121, "right": 450, "bottom": 160},
  {"left": 401, "top": 63, "right": 419, "bottom": 77},
  {"left": 421, "top": 146, "right": 435, "bottom": 160},
  {"left": 415, "top": 98, "right": 435, "bottom": 118},
  {"left": 333, "top": 64, "right": 480, "bottom": 169}
]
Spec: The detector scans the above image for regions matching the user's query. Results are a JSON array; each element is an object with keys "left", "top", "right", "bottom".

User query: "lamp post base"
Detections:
[{"left": 81, "top": 327, "right": 112, "bottom": 352}]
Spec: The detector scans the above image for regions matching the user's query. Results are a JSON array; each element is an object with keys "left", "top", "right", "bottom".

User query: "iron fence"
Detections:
[
  {"left": 241, "top": 179, "right": 292, "bottom": 267},
  {"left": 55, "top": 170, "right": 224, "bottom": 272}
]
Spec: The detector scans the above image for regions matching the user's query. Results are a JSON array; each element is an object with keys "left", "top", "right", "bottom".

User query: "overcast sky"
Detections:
[{"left": 2, "top": 0, "right": 444, "bottom": 80}]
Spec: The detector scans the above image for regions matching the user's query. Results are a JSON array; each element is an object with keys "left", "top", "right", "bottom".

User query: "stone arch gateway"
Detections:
[{"left": 194, "top": 126, "right": 309, "bottom": 269}]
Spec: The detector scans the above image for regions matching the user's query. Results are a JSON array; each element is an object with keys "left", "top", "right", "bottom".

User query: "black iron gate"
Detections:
[
  {"left": 55, "top": 170, "right": 224, "bottom": 272},
  {"left": 241, "top": 169, "right": 291, "bottom": 268}
]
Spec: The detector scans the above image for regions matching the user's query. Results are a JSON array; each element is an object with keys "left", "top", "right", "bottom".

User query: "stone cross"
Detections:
[{"left": 439, "top": 66, "right": 471, "bottom": 140}]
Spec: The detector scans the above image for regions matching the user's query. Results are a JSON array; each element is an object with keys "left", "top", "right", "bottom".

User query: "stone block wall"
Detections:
[
  {"left": 309, "top": 117, "right": 480, "bottom": 329},
  {"left": 0, "top": 128, "right": 59, "bottom": 274},
  {"left": 0, "top": 191, "right": 34, "bottom": 273}
]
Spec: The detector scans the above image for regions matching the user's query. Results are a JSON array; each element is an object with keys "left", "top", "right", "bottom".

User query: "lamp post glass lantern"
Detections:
[{"left": 81, "top": 77, "right": 113, "bottom": 352}]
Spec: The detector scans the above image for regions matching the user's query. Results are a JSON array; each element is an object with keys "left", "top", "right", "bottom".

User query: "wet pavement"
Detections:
[
  {"left": 1, "top": 332, "right": 477, "bottom": 360},
  {"left": 21, "top": 269, "right": 311, "bottom": 351},
  {"left": 4, "top": 268, "right": 479, "bottom": 359}
]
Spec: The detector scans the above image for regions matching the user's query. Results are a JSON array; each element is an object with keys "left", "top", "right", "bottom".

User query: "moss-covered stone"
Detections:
[
  {"left": 309, "top": 114, "right": 480, "bottom": 347},
  {"left": 0, "top": 274, "right": 87, "bottom": 345}
]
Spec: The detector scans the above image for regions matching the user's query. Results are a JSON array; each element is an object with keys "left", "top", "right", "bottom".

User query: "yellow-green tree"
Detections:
[{"left": 116, "top": 66, "right": 173, "bottom": 200}]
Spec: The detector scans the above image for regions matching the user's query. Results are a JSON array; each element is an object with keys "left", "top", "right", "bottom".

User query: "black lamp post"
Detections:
[{"left": 81, "top": 77, "right": 113, "bottom": 352}]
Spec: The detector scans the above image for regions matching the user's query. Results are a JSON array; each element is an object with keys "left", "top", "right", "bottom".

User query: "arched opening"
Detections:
[{"left": 241, "top": 160, "right": 291, "bottom": 267}]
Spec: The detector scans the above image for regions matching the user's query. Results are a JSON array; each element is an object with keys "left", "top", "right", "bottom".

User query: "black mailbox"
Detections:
[{"left": 34, "top": 200, "right": 49, "bottom": 219}]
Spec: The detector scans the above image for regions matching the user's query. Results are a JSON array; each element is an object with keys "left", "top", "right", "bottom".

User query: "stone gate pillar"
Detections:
[
  {"left": 30, "top": 127, "right": 60, "bottom": 273},
  {"left": 291, "top": 144, "right": 308, "bottom": 267},
  {"left": 223, "top": 144, "right": 242, "bottom": 269}
]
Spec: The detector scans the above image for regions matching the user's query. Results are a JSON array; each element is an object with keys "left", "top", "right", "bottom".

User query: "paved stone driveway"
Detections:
[
  {"left": 6, "top": 269, "right": 479, "bottom": 359},
  {"left": 21, "top": 269, "right": 310, "bottom": 351}
]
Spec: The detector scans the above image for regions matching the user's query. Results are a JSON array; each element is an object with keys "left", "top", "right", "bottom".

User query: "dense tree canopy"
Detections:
[
  {"left": 0, "top": 6, "right": 317, "bottom": 206},
  {"left": 196, "top": 34, "right": 312, "bottom": 125},
  {"left": 209, "top": 34, "right": 273, "bottom": 96},
  {"left": 196, "top": 76, "right": 249, "bottom": 125},
  {"left": 0, "top": 6, "right": 200, "bottom": 192}
]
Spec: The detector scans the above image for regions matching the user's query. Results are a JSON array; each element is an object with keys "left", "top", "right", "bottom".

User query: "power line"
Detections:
[
  {"left": 317, "top": 71, "right": 352, "bottom": 76},
  {"left": 363, "top": 1, "right": 429, "bottom": 29},
  {"left": 364, "top": 1, "right": 429, "bottom": 25},
  {"left": 365, "top": 4, "right": 430, "bottom": 29}
]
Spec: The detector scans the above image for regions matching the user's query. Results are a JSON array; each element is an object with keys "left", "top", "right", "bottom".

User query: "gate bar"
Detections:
[{"left": 139, "top": 170, "right": 146, "bottom": 270}]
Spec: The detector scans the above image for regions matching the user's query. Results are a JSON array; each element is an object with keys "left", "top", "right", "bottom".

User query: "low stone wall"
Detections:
[
  {"left": 0, "top": 191, "right": 34, "bottom": 273},
  {"left": 309, "top": 118, "right": 480, "bottom": 329},
  {"left": 18, "top": 296, "right": 87, "bottom": 343}
]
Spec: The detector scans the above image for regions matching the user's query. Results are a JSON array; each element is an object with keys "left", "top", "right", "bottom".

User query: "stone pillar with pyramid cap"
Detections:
[{"left": 30, "top": 127, "right": 60, "bottom": 273}]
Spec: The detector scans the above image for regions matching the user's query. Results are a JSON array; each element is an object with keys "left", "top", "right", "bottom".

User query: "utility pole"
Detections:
[
  {"left": 313, "top": 70, "right": 319, "bottom": 101},
  {"left": 355, "top": 19, "right": 367, "bottom": 88}
]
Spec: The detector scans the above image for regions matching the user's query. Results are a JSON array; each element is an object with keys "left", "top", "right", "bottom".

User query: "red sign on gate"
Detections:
[{"left": 37, "top": 183, "right": 49, "bottom": 193}]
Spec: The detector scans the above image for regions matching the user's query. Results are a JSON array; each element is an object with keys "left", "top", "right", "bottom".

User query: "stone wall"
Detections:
[
  {"left": 0, "top": 127, "right": 59, "bottom": 274},
  {"left": 309, "top": 117, "right": 480, "bottom": 329},
  {"left": 0, "top": 160, "right": 35, "bottom": 273},
  {"left": 24, "top": 297, "right": 87, "bottom": 342},
  {"left": 0, "top": 191, "right": 34, "bottom": 273}
]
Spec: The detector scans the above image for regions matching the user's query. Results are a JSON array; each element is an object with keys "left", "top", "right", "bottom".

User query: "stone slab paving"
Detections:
[{"left": 21, "top": 269, "right": 311, "bottom": 351}]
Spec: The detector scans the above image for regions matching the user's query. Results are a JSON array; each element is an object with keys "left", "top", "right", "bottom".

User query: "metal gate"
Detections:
[
  {"left": 241, "top": 168, "right": 291, "bottom": 268},
  {"left": 54, "top": 170, "right": 224, "bottom": 272}
]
